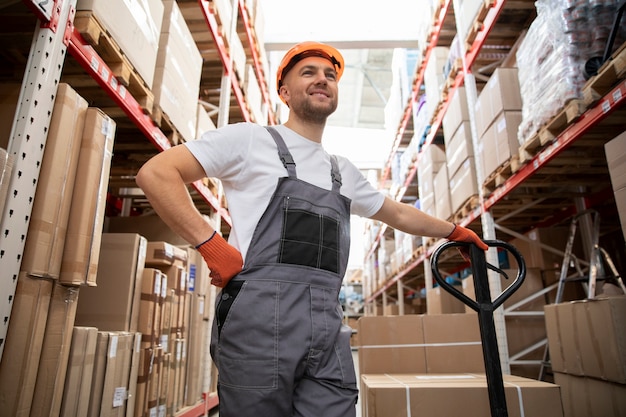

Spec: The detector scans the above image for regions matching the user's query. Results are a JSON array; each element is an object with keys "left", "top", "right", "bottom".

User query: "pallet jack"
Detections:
[{"left": 431, "top": 240, "right": 526, "bottom": 417}]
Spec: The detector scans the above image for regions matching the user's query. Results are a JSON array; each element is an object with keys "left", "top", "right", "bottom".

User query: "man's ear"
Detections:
[{"left": 278, "top": 85, "right": 290, "bottom": 106}]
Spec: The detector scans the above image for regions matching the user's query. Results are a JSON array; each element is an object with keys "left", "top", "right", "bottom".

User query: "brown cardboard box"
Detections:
[
  {"left": 554, "top": 372, "right": 626, "bottom": 417},
  {"left": 60, "top": 326, "right": 98, "bottom": 417},
  {"left": 75, "top": 233, "right": 147, "bottom": 332},
  {"left": 445, "top": 120, "right": 474, "bottom": 178},
  {"left": 424, "top": 47, "right": 450, "bottom": 121},
  {"left": 434, "top": 165, "right": 452, "bottom": 220},
  {"left": 158, "top": 352, "right": 171, "bottom": 417},
  {"left": 358, "top": 315, "right": 426, "bottom": 375},
  {"left": 105, "top": 214, "right": 188, "bottom": 246},
  {"left": 361, "top": 373, "right": 564, "bottom": 417},
  {"left": 422, "top": 313, "right": 484, "bottom": 373},
  {"left": 426, "top": 286, "right": 466, "bottom": 314},
  {"left": 139, "top": 268, "right": 163, "bottom": 349},
  {"left": 508, "top": 227, "right": 585, "bottom": 273},
  {"left": 480, "top": 111, "right": 522, "bottom": 177},
  {"left": 474, "top": 68, "right": 522, "bottom": 137},
  {"left": 126, "top": 333, "right": 141, "bottom": 417},
  {"left": 450, "top": 157, "right": 478, "bottom": 214},
  {"left": 357, "top": 314, "right": 483, "bottom": 375},
  {"left": 145, "top": 241, "right": 188, "bottom": 268},
  {"left": 442, "top": 86, "right": 469, "bottom": 141},
  {"left": 0, "top": 274, "right": 54, "bottom": 417},
  {"left": 60, "top": 108, "right": 116, "bottom": 286},
  {"left": 147, "top": 347, "right": 162, "bottom": 417},
  {"left": 88, "top": 331, "right": 134, "bottom": 417},
  {"left": 545, "top": 296, "right": 626, "bottom": 383},
  {"left": 154, "top": 1, "right": 202, "bottom": 142},
  {"left": 76, "top": 0, "right": 163, "bottom": 88},
  {"left": 134, "top": 347, "right": 153, "bottom": 417},
  {"left": 486, "top": 68, "right": 522, "bottom": 117},
  {"left": 31, "top": 283, "right": 80, "bottom": 417},
  {"left": 21, "top": 83, "right": 88, "bottom": 278}
]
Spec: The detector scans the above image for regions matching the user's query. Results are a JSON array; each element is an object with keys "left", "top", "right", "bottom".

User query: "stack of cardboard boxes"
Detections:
[
  {"left": 544, "top": 296, "right": 626, "bottom": 417},
  {"left": 0, "top": 82, "right": 117, "bottom": 416},
  {"left": 357, "top": 314, "right": 565, "bottom": 416}
]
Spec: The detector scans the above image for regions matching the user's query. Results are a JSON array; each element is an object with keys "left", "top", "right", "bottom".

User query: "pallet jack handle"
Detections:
[{"left": 431, "top": 240, "right": 526, "bottom": 417}]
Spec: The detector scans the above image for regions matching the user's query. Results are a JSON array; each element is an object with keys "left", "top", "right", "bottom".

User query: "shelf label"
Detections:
[
  {"left": 613, "top": 88, "right": 622, "bottom": 103},
  {"left": 601, "top": 100, "right": 610, "bottom": 113}
]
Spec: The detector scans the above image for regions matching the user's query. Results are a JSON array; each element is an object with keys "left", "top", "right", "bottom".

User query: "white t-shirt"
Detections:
[{"left": 185, "top": 122, "right": 385, "bottom": 259}]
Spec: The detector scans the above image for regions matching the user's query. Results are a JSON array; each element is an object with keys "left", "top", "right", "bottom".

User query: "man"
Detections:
[{"left": 136, "top": 41, "right": 487, "bottom": 417}]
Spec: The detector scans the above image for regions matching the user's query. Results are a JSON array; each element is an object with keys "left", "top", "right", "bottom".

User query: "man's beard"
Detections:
[{"left": 292, "top": 96, "right": 337, "bottom": 124}]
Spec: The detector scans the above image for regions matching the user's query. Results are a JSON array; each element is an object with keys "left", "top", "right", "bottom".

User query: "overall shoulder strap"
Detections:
[
  {"left": 330, "top": 155, "right": 342, "bottom": 192},
  {"left": 265, "top": 126, "right": 297, "bottom": 178}
]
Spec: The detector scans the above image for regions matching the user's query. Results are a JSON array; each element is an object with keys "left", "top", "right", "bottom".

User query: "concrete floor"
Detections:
[{"left": 209, "top": 350, "right": 362, "bottom": 416}]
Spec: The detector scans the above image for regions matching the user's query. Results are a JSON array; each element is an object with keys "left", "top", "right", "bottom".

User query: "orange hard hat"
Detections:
[{"left": 276, "top": 41, "right": 345, "bottom": 96}]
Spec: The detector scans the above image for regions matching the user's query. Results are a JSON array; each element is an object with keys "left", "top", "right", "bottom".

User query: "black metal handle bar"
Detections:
[{"left": 431, "top": 240, "right": 526, "bottom": 417}]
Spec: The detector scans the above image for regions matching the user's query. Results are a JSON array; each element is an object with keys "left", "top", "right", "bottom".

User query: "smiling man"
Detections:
[{"left": 136, "top": 41, "right": 487, "bottom": 417}]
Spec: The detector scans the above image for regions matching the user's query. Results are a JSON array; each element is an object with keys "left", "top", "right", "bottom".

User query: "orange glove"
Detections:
[
  {"left": 196, "top": 231, "right": 243, "bottom": 288},
  {"left": 446, "top": 224, "right": 488, "bottom": 261}
]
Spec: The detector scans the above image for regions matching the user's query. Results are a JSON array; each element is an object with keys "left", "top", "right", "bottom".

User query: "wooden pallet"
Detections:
[
  {"left": 442, "top": 58, "right": 463, "bottom": 97},
  {"left": 151, "top": 105, "right": 184, "bottom": 146},
  {"left": 518, "top": 98, "right": 586, "bottom": 163},
  {"left": 582, "top": 41, "right": 626, "bottom": 107},
  {"left": 482, "top": 155, "right": 521, "bottom": 196},
  {"left": 451, "top": 195, "right": 480, "bottom": 224},
  {"left": 465, "top": 0, "right": 496, "bottom": 49},
  {"left": 73, "top": 11, "right": 154, "bottom": 116}
]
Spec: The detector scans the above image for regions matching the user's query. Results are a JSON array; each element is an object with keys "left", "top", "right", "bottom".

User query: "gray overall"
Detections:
[{"left": 209, "top": 126, "right": 358, "bottom": 417}]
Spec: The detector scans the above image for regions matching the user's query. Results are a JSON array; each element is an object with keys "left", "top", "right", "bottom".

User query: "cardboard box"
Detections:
[
  {"left": 145, "top": 241, "right": 188, "bottom": 267},
  {"left": 76, "top": 0, "right": 164, "bottom": 88},
  {"left": 139, "top": 268, "right": 164, "bottom": 349},
  {"left": 434, "top": 165, "right": 452, "bottom": 220},
  {"left": 0, "top": 274, "right": 54, "bottom": 417},
  {"left": 357, "top": 314, "right": 483, "bottom": 375},
  {"left": 196, "top": 103, "right": 216, "bottom": 139},
  {"left": 87, "top": 331, "right": 134, "bottom": 417},
  {"left": 126, "top": 333, "right": 142, "bottom": 417},
  {"left": 60, "top": 326, "right": 99, "bottom": 417},
  {"left": 30, "top": 282, "right": 80, "bottom": 417},
  {"left": 134, "top": 347, "right": 153, "bottom": 417},
  {"left": 426, "top": 286, "right": 466, "bottom": 314},
  {"left": 545, "top": 296, "right": 626, "bottom": 383},
  {"left": 154, "top": 1, "right": 202, "bottom": 142},
  {"left": 474, "top": 68, "right": 522, "bottom": 137},
  {"left": 450, "top": 157, "right": 478, "bottom": 214},
  {"left": 60, "top": 108, "right": 116, "bottom": 286},
  {"left": 75, "top": 233, "right": 147, "bottom": 332},
  {"left": 361, "top": 373, "right": 564, "bottom": 417},
  {"left": 424, "top": 47, "right": 450, "bottom": 121},
  {"left": 445, "top": 120, "right": 474, "bottom": 178},
  {"left": 554, "top": 372, "right": 626, "bottom": 417},
  {"left": 442, "top": 86, "right": 469, "bottom": 140},
  {"left": 479, "top": 110, "right": 522, "bottom": 177},
  {"left": 105, "top": 214, "right": 188, "bottom": 246},
  {"left": 21, "top": 83, "right": 88, "bottom": 278}
]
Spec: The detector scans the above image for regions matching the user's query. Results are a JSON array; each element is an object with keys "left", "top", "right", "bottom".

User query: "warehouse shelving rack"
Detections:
[
  {"left": 364, "top": 0, "right": 626, "bottom": 376},
  {"left": 0, "top": 0, "right": 274, "bottom": 415}
]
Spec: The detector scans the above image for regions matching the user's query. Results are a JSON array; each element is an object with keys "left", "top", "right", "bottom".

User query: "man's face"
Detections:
[{"left": 280, "top": 56, "right": 339, "bottom": 122}]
